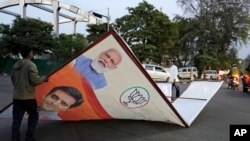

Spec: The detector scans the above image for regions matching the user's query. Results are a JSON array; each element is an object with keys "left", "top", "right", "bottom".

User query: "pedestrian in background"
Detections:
[
  {"left": 169, "top": 60, "right": 180, "bottom": 101},
  {"left": 11, "top": 46, "right": 47, "bottom": 141}
]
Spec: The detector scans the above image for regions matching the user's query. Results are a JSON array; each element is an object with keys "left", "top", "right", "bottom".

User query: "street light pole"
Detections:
[
  {"left": 92, "top": 8, "right": 110, "bottom": 31},
  {"left": 107, "top": 7, "right": 110, "bottom": 31}
]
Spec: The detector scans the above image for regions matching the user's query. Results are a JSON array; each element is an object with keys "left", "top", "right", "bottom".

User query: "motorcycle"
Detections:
[{"left": 228, "top": 76, "right": 240, "bottom": 90}]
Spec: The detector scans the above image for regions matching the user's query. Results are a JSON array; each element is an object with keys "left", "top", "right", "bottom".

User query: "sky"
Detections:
[{"left": 0, "top": 0, "right": 249, "bottom": 59}]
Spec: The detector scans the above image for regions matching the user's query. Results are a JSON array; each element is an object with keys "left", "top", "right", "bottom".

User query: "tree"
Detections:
[
  {"left": 172, "top": 16, "right": 198, "bottom": 67},
  {"left": 52, "top": 33, "right": 88, "bottom": 61},
  {"left": 0, "top": 24, "right": 11, "bottom": 58},
  {"left": 177, "top": 0, "right": 250, "bottom": 72},
  {"left": 115, "top": 1, "right": 177, "bottom": 64},
  {"left": 86, "top": 23, "right": 109, "bottom": 43},
  {"left": 1, "top": 17, "right": 54, "bottom": 56}
]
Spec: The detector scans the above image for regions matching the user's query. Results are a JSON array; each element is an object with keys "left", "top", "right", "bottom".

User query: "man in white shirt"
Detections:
[
  {"left": 169, "top": 60, "right": 179, "bottom": 83},
  {"left": 169, "top": 60, "right": 180, "bottom": 101}
]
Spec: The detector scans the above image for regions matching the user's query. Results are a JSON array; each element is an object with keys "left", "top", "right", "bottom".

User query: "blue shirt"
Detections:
[{"left": 74, "top": 56, "right": 107, "bottom": 90}]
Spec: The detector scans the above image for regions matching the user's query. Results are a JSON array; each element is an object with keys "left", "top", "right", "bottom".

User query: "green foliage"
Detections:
[
  {"left": 176, "top": 0, "right": 250, "bottom": 71},
  {"left": 115, "top": 1, "right": 177, "bottom": 64},
  {"left": 132, "top": 44, "right": 158, "bottom": 63},
  {"left": 52, "top": 33, "right": 88, "bottom": 61},
  {"left": 171, "top": 16, "right": 197, "bottom": 67},
  {"left": 30, "top": 0, "right": 249, "bottom": 71},
  {"left": 86, "top": 23, "right": 108, "bottom": 43},
  {"left": 0, "top": 24, "right": 11, "bottom": 58},
  {"left": 1, "top": 17, "right": 88, "bottom": 62},
  {"left": 0, "top": 19, "right": 88, "bottom": 74},
  {"left": 1, "top": 17, "right": 54, "bottom": 55}
]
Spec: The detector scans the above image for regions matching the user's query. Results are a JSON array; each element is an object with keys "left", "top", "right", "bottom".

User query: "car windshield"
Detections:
[{"left": 155, "top": 67, "right": 165, "bottom": 72}]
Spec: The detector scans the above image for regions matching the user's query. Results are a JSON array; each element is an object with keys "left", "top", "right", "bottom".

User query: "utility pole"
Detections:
[
  {"left": 92, "top": 8, "right": 111, "bottom": 31},
  {"left": 107, "top": 7, "right": 110, "bottom": 31}
]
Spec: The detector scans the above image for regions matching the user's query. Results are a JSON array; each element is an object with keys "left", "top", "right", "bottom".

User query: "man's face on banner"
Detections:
[
  {"left": 41, "top": 90, "right": 76, "bottom": 112},
  {"left": 91, "top": 48, "right": 122, "bottom": 73}
]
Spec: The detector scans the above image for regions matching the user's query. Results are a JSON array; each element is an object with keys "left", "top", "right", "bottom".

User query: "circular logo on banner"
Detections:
[{"left": 120, "top": 87, "right": 150, "bottom": 109}]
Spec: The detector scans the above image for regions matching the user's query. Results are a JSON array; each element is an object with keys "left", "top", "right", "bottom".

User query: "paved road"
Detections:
[
  {"left": 1, "top": 75, "right": 250, "bottom": 141},
  {"left": 0, "top": 75, "right": 13, "bottom": 109}
]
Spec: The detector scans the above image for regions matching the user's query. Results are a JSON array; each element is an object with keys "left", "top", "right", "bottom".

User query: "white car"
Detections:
[
  {"left": 178, "top": 67, "right": 198, "bottom": 79},
  {"left": 201, "top": 70, "right": 219, "bottom": 80},
  {"left": 142, "top": 64, "right": 170, "bottom": 82}
]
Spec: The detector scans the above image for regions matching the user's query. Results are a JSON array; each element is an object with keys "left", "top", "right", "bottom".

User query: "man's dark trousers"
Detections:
[{"left": 12, "top": 99, "right": 38, "bottom": 141}]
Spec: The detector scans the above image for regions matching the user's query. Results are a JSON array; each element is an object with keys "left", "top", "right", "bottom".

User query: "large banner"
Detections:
[
  {"left": 0, "top": 30, "right": 223, "bottom": 127},
  {"left": 34, "top": 30, "right": 186, "bottom": 126}
]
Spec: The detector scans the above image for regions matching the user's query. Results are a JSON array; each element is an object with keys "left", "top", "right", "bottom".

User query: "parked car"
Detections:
[
  {"left": 142, "top": 64, "right": 170, "bottom": 82},
  {"left": 178, "top": 67, "right": 198, "bottom": 79},
  {"left": 201, "top": 70, "right": 219, "bottom": 80}
]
